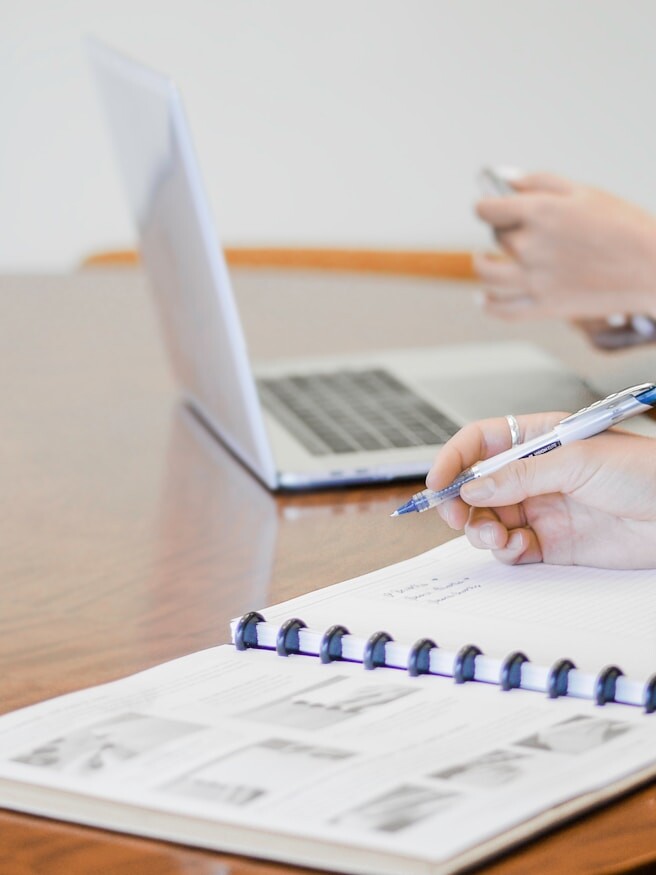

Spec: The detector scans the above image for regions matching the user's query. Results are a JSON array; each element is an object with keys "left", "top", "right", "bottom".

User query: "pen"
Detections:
[
  {"left": 478, "top": 165, "right": 518, "bottom": 197},
  {"left": 392, "top": 382, "right": 656, "bottom": 516}
]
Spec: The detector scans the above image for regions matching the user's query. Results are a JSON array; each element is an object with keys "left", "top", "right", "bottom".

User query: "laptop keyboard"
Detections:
[{"left": 257, "top": 368, "right": 460, "bottom": 456}]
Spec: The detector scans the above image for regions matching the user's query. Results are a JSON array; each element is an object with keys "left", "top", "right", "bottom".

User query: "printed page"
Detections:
[
  {"left": 257, "top": 536, "right": 656, "bottom": 678},
  {"left": 1, "top": 646, "right": 656, "bottom": 874}
]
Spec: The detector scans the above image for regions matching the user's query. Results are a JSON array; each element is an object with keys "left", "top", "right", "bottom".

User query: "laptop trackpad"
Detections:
[{"left": 423, "top": 371, "right": 598, "bottom": 422}]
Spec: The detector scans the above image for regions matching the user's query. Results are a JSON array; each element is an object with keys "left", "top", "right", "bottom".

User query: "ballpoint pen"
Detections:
[{"left": 392, "top": 382, "right": 656, "bottom": 517}]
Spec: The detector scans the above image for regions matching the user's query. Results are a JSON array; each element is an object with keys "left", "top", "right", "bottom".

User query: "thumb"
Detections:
[{"left": 459, "top": 446, "right": 586, "bottom": 507}]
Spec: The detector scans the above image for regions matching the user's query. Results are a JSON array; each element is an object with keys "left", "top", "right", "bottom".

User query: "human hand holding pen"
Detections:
[{"left": 425, "top": 412, "right": 656, "bottom": 569}]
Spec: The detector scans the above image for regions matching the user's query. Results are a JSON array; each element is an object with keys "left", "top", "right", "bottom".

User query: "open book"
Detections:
[{"left": 1, "top": 537, "right": 656, "bottom": 875}]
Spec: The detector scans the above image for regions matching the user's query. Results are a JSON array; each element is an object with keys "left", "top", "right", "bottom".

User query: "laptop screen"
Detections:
[{"left": 89, "top": 39, "right": 278, "bottom": 487}]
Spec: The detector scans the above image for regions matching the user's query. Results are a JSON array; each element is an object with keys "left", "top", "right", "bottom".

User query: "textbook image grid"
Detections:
[
  {"left": 12, "top": 701, "right": 636, "bottom": 833},
  {"left": 12, "top": 713, "right": 202, "bottom": 776},
  {"left": 241, "top": 675, "right": 416, "bottom": 730},
  {"left": 329, "top": 715, "right": 637, "bottom": 834},
  {"left": 162, "top": 738, "right": 354, "bottom": 806}
]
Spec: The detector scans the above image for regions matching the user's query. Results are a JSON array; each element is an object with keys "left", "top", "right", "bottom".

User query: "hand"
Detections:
[
  {"left": 474, "top": 173, "right": 656, "bottom": 321},
  {"left": 426, "top": 412, "right": 656, "bottom": 568}
]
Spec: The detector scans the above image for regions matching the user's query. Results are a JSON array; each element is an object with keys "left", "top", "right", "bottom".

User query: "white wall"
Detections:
[{"left": 3, "top": 0, "right": 656, "bottom": 271}]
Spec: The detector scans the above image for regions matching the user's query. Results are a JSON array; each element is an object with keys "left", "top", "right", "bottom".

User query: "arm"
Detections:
[
  {"left": 426, "top": 412, "right": 656, "bottom": 569},
  {"left": 474, "top": 173, "right": 656, "bottom": 321}
]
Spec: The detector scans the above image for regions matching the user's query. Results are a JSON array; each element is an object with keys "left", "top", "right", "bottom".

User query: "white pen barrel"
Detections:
[
  {"left": 400, "top": 386, "right": 656, "bottom": 516},
  {"left": 474, "top": 430, "right": 561, "bottom": 478},
  {"left": 556, "top": 395, "right": 651, "bottom": 444}
]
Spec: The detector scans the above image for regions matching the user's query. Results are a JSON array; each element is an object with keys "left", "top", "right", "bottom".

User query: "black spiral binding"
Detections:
[
  {"left": 363, "top": 631, "right": 393, "bottom": 670},
  {"left": 234, "top": 611, "right": 265, "bottom": 651},
  {"left": 644, "top": 674, "right": 656, "bottom": 714},
  {"left": 234, "top": 613, "right": 652, "bottom": 711},
  {"left": 594, "top": 665, "right": 623, "bottom": 706},
  {"left": 320, "top": 624, "right": 350, "bottom": 663},
  {"left": 453, "top": 644, "right": 481, "bottom": 684},
  {"left": 547, "top": 658, "right": 576, "bottom": 699},
  {"left": 276, "top": 618, "right": 307, "bottom": 657},
  {"left": 500, "top": 651, "right": 529, "bottom": 691},
  {"left": 407, "top": 638, "right": 437, "bottom": 677}
]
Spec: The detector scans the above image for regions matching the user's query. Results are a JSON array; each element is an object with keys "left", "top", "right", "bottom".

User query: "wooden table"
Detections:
[{"left": 2, "top": 267, "right": 656, "bottom": 874}]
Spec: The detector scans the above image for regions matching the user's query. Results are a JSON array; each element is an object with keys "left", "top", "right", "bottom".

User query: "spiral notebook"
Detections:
[
  {"left": 2, "top": 538, "right": 656, "bottom": 875},
  {"left": 234, "top": 536, "right": 656, "bottom": 710}
]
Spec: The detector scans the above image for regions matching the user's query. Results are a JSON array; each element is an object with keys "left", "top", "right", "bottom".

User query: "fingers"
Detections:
[
  {"left": 476, "top": 195, "right": 527, "bottom": 229},
  {"left": 459, "top": 443, "right": 587, "bottom": 509},
  {"left": 473, "top": 251, "right": 546, "bottom": 318},
  {"left": 467, "top": 503, "right": 527, "bottom": 540},
  {"left": 428, "top": 412, "right": 567, "bottom": 533},
  {"left": 464, "top": 507, "right": 507, "bottom": 548},
  {"left": 437, "top": 496, "right": 470, "bottom": 530},
  {"left": 464, "top": 510, "right": 544, "bottom": 564},
  {"left": 472, "top": 252, "right": 539, "bottom": 317},
  {"left": 427, "top": 411, "right": 565, "bottom": 494},
  {"left": 427, "top": 416, "right": 509, "bottom": 495},
  {"left": 472, "top": 253, "right": 524, "bottom": 291},
  {"left": 475, "top": 173, "right": 574, "bottom": 234},
  {"left": 511, "top": 172, "right": 574, "bottom": 195},
  {"left": 493, "top": 527, "right": 544, "bottom": 565}
]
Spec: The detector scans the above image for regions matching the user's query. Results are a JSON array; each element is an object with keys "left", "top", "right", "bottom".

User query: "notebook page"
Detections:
[
  {"left": 259, "top": 537, "right": 656, "bottom": 679},
  {"left": 3, "top": 645, "right": 656, "bottom": 874}
]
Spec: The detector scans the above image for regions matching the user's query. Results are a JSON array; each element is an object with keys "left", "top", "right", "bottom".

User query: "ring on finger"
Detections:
[{"left": 505, "top": 414, "right": 521, "bottom": 448}]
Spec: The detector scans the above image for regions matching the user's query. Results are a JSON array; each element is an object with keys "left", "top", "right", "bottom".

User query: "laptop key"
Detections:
[{"left": 257, "top": 369, "right": 460, "bottom": 457}]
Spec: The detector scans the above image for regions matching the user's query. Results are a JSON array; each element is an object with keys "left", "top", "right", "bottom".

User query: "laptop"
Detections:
[{"left": 88, "top": 40, "right": 596, "bottom": 490}]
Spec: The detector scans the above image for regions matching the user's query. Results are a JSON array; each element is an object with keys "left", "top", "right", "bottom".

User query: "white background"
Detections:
[{"left": 3, "top": 0, "right": 656, "bottom": 271}]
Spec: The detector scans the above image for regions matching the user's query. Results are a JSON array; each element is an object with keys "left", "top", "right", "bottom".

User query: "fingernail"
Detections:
[
  {"left": 507, "top": 531, "right": 524, "bottom": 552},
  {"left": 472, "top": 289, "right": 486, "bottom": 308},
  {"left": 462, "top": 477, "right": 495, "bottom": 502},
  {"left": 439, "top": 502, "right": 455, "bottom": 527},
  {"left": 479, "top": 524, "right": 497, "bottom": 547}
]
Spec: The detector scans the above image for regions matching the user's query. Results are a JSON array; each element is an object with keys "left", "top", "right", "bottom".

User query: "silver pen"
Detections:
[{"left": 392, "top": 383, "right": 656, "bottom": 517}]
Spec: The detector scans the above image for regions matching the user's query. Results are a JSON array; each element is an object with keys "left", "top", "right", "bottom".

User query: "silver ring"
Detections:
[{"left": 505, "top": 414, "right": 521, "bottom": 447}]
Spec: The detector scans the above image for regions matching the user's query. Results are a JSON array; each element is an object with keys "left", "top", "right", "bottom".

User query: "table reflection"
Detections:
[{"left": 147, "top": 404, "right": 278, "bottom": 652}]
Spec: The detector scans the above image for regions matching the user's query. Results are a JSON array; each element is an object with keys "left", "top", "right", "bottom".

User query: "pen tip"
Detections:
[
  {"left": 390, "top": 510, "right": 399, "bottom": 518},
  {"left": 392, "top": 500, "right": 416, "bottom": 516}
]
